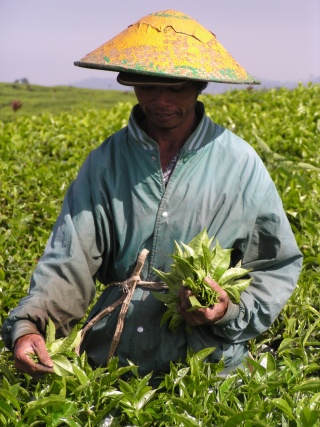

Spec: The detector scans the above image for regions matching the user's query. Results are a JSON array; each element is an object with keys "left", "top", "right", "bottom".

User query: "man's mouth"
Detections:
[{"left": 152, "top": 112, "right": 175, "bottom": 119}]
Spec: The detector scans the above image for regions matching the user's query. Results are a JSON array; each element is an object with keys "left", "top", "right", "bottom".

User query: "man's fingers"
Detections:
[
  {"left": 14, "top": 357, "right": 54, "bottom": 376},
  {"left": 32, "top": 339, "right": 54, "bottom": 368},
  {"left": 177, "top": 279, "right": 230, "bottom": 325},
  {"left": 178, "top": 286, "right": 192, "bottom": 311}
]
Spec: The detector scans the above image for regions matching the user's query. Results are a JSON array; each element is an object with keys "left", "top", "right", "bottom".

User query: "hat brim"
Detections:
[
  {"left": 117, "top": 72, "right": 192, "bottom": 86},
  {"left": 74, "top": 10, "right": 261, "bottom": 85}
]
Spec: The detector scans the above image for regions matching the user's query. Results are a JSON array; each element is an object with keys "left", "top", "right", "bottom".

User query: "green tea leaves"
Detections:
[
  {"left": 45, "top": 318, "right": 81, "bottom": 376},
  {"left": 153, "top": 229, "right": 251, "bottom": 330}
]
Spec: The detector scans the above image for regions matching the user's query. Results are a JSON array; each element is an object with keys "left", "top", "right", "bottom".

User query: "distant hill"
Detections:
[
  {"left": 70, "top": 77, "right": 125, "bottom": 91},
  {"left": 70, "top": 76, "right": 320, "bottom": 94}
]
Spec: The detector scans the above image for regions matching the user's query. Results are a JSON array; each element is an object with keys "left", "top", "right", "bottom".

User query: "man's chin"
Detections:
[{"left": 148, "top": 114, "right": 180, "bottom": 128}]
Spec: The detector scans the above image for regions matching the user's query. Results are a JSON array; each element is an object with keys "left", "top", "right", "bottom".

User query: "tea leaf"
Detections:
[
  {"left": 223, "top": 410, "right": 260, "bottom": 427},
  {"left": 271, "top": 398, "right": 294, "bottom": 419},
  {"left": 51, "top": 354, "right": 75, "bottom": 376},
  {"left": 45, "top": 317, "right": 56, "bottom": 345},
  {"left": 292, "top": 378, "right": 320, "bottom": 393}
]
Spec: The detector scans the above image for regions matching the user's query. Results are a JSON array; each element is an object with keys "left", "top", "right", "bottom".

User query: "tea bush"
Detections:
[{"left": 0, "top": 84, "right": 319, "bottom": 426}]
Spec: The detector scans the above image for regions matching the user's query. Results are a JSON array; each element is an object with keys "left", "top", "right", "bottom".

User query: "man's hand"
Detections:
[
  {"left": 177, "top": 276, "right": 229, "bottom": 326},
  {"left": 13, "top": 334, "right": 54, "bottom": 377}
]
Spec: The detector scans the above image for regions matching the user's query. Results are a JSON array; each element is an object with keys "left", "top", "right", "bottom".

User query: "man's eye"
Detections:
[{"left": 170, "top": 84, "right": 193, "bottom": 93}]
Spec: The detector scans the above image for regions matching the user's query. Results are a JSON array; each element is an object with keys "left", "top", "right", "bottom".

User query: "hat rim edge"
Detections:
[{"left": 74, "top": 61, "right": 261, "bottom": 85}]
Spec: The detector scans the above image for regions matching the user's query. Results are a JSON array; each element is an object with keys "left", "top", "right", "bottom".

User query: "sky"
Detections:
[{"left": 0, "top": 0, "right": 319, "bottom": 87}]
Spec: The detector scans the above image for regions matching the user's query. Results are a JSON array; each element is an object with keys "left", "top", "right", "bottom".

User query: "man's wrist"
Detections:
[
  {"left": 210, "top": 300, "right": 240, "bottom": 326},
  {"left": 12, "top": 320, "right": 42, "bottom": 347}
]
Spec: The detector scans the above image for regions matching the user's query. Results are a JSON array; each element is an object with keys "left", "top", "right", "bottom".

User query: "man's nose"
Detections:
[{"left": 152, "top": 88, "right": 171, "bottom": 105}]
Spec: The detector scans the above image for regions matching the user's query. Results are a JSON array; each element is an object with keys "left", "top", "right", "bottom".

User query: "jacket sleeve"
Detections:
[
  {"left": 210, "top": 156, "right": 303, "bottom": 343},
  {"left": 1, "top": 151, "right": 110, "bottom": 349}
]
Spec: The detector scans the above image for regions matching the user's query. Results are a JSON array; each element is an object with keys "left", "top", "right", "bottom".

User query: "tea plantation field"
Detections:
[{"left": 0, "top": 83, "right": 319, "bottom": 426}]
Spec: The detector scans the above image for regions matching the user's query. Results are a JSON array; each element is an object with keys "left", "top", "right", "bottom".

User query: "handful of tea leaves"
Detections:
[{"left": 152, "top": 229, "right": 252, "bottom": 332}]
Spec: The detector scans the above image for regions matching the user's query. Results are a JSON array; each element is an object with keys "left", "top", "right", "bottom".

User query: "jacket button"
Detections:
[
  {"left": 137, "top": 326, "right": 144, "bottom": 333},
  {"left": 161, "top": 211, "right": 168, "bottom": 219}
]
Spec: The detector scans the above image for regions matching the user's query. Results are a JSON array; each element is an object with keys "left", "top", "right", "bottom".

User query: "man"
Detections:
[{"left": 1, "top": 10, "right": 302, "bottom": 379}]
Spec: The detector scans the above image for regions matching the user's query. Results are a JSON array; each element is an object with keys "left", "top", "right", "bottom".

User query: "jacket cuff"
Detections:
[
  {"left": 12, "top": 320, "right": 42, "bottom": 346},
  {"left": 212, "top": 300, "right": 240, "bottom": 326}
]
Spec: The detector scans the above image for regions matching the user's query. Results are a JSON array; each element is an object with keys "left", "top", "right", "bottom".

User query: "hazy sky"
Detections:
[{"left": 1, "top": 0, "right": 319, "bottom": 86}]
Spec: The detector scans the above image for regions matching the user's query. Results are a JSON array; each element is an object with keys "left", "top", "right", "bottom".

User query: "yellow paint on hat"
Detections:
[{"left": 74, "top": 10, "right": 260, "bottom": 85}]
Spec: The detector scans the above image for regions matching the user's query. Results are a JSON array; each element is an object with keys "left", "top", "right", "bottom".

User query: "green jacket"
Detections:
[{"left": 1, "top": 103, "right": 302, "bottom": 376}]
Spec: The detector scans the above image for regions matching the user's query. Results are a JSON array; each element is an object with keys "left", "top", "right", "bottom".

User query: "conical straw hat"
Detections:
[{"left": 74, "top": 10, "right": 260, "bottom": 85}]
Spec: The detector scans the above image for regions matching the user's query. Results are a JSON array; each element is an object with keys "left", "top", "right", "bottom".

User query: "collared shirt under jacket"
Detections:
[{"left": 1, "top": 102, "right": 302, "bottom": 376}]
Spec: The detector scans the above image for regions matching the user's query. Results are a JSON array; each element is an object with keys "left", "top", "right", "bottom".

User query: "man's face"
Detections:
[{"left": 134, "top": 82, "right": 198, "bottom": 131}]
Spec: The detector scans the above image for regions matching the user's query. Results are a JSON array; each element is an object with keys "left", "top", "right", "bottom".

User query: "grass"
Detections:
[{"left": 0, "top": 82, "right": 136, "bottom": 122}]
